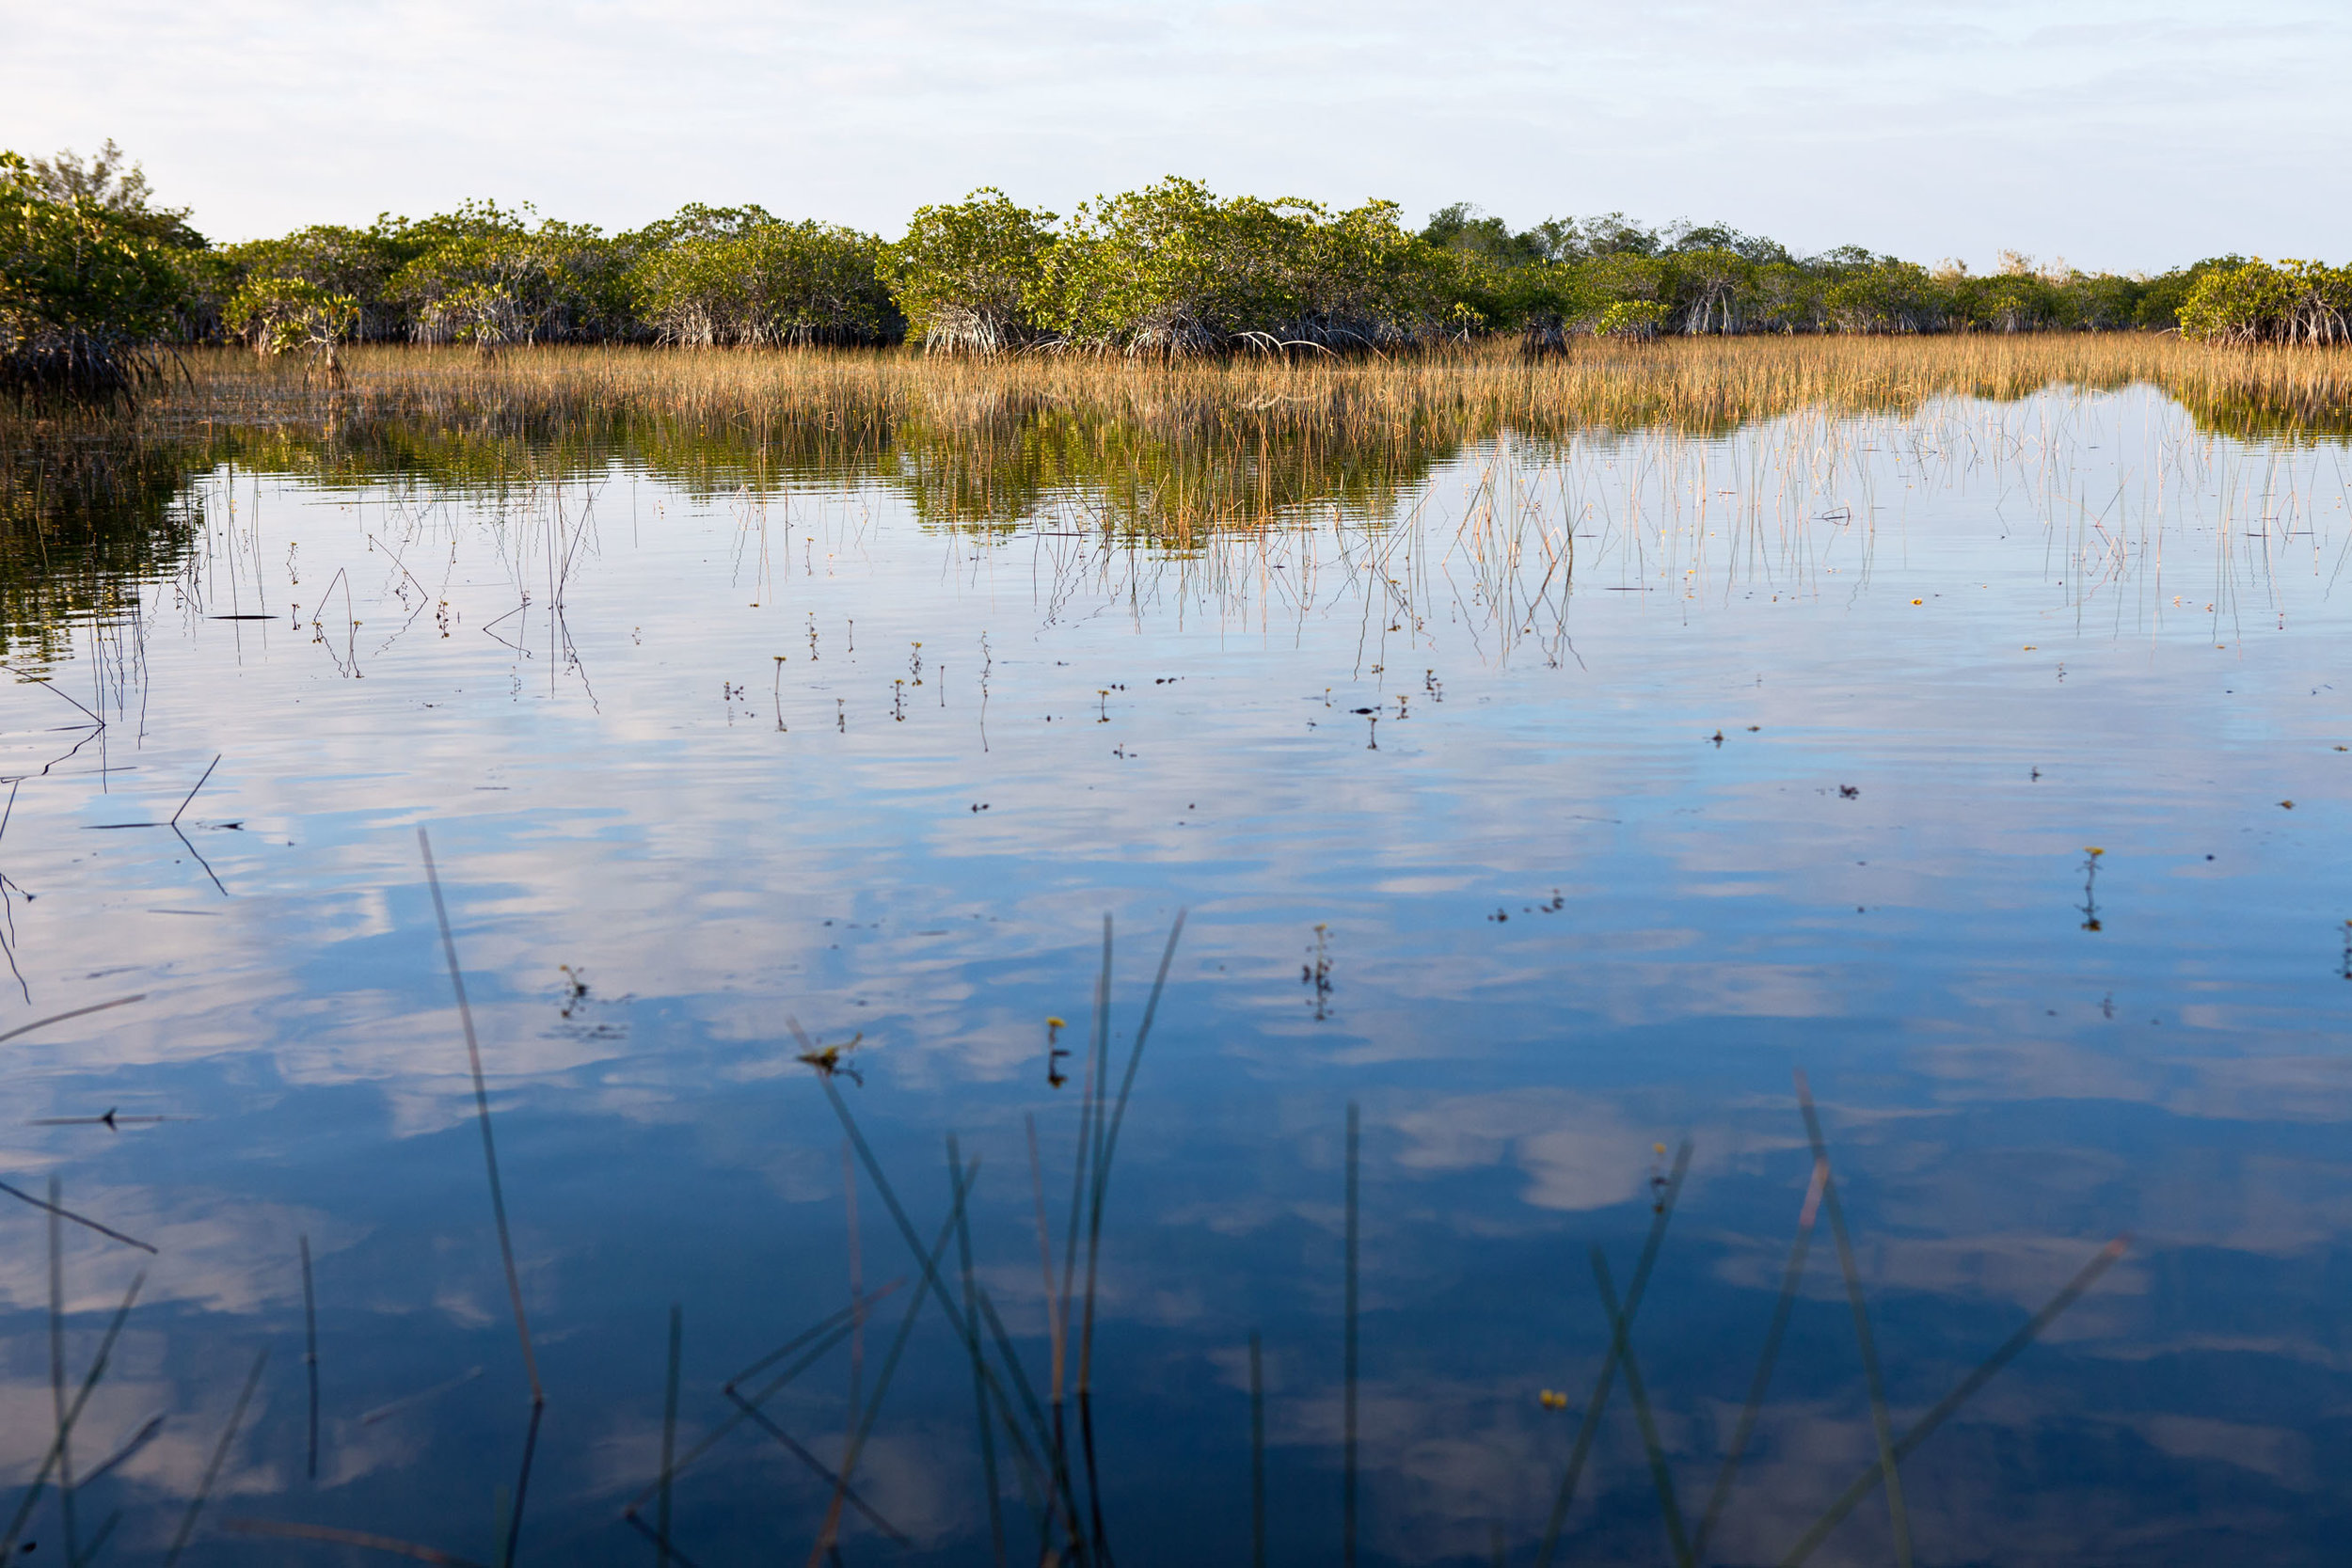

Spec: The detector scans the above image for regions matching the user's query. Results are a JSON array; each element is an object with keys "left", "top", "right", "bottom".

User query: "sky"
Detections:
[{"left": 4, "top": 0, "right": 2348, "bottom": 271}]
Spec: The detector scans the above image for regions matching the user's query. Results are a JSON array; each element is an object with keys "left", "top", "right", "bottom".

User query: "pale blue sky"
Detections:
[{"left": 5, "top": 0, "right": 2346, "bottom": 270}]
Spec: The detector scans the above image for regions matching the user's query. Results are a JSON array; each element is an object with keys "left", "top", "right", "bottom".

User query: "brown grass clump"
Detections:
[
  {"left": 79, "top": 333, "right": 2352, "bottom": 448},
  {"left": 3, "top": 334, "right": 2346, "bottom": 572}
]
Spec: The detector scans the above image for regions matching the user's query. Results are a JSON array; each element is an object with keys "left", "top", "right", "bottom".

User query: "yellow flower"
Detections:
[{"left": 2085, "top": 847, "right": 2104, "bottom": 857}]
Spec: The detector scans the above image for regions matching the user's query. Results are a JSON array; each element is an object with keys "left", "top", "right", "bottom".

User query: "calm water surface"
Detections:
[{"left": 3, "top": 384, "right": 2350, "bottom": 1566}]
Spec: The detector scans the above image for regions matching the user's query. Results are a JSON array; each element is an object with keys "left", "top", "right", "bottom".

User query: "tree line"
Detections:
[{"left": 7, "top": 144, "right": 2349, "bottom": 394}]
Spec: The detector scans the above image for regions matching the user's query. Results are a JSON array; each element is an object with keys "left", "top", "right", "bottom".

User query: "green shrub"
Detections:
[
  {"left": 0, "top": 150, "right": 193, "bottom": 397},
  {"left": 879, "top": 189, "right": 1057, "bottom": 355},
  {"left": 1030, "top": 178, "right": 1447, "bottom": 356},
  {"left": 390, "top": 218, "right": 633, "bottom": 346},
  {"left": 220, "top": 226, "right": 409, "bottom": 341},
  {"left": 2179, "top": 259, "right": 2352, "bottom": 344},
  {"left": 1824, "top": 259, "right": 1942, "bottom": 333},
  {"left": 222, "top": 275, "right": 359, "bottom": 377},
  {"left": 634, "top": 219, "right": 898, "bottom": 346}
]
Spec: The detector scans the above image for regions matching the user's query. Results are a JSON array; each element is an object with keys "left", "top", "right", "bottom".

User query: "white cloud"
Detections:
[{"left": 0, "top": 0, "right": 2343, "bottom": 268}]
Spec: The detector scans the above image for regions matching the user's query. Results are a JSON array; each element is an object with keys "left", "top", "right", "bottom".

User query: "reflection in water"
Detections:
[{"left": 0, "top": 356, "right": 2349, "bottom": 1564}]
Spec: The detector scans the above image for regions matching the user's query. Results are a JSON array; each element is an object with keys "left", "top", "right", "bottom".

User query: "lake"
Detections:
[{"left": 3, "top": 364, "right": 2349, "bottom": 1567}]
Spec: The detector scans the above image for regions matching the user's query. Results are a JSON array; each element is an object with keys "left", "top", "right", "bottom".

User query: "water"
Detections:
[{"left": 2, "top": 381, "right": 2349, "bottom": 1566}]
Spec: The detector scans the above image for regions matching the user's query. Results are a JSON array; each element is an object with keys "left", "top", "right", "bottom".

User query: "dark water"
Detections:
[{"left": 3, "top": 384, "right": 2350, "bottom": 1566}]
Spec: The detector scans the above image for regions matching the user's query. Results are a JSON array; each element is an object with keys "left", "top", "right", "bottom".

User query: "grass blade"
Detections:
[
  {"left": 967, "top": 1282, "right": 1062, "bottom": 1508},
  {"left": 1794, "top": 1071, "right": 1910, "bottom": 1568},
  {"left": 627, "top": 1307, "right": 878, "bottom": 1519},
  {"left": 301, "top": 1234, "right": 320, "bottom": 1484},
  {"left": 1591, "top": 1248, "right": 1691, "bottom": 1568},
  {"left": 725, "top": 1390, "right": 911, "bottom": 1544},
  {"left": 497, "top": 1395, "right": 544, "bottom": 1567},
  {"left": 1692, "top": 1156, "right": 1826, "bottom": 1563},
  {"left": 1080, "top": 911, "right": 1186, "bottom": 1388},
  {"left": 621, "top": 1512, "right": 707, "bottom": 1568},
  {"left": 1249, "top": 1331, "right": 1265, "bottom": 1568},
  {"left": 225, "top": 1518, "right": 487, "bottom": 1567},
  {"left": 169, "top": 752, "right": 221, "bottom": 825},
  {"left": 47, "top": 1180, "right": 79, "bottom": 1568},
  {"left": 1534, "top": 1139, "right": 1691, "bottom": 1568},
  {"left": 162, "top": 1345, "right": 267, "bottom": 1567},
  {"left": 78, "top": 1415, "right": 162, "bottom": 1488},
  {"left": 1775, "top": 1235, "right": 2128, "bottom": 1568},
  {"left": 0, "top": 993, "right": 146, "bottom": 1047},
  {"left": 724, "top": 1289, "right": 898, "bottom": 1393},
  {"left": 659, "top": 1305, "right": 680, "bottom": 1568},
  {"left": 1343, "top": 1101, "right": 1359, "bottom": 1568},
  {"left": 0, "top": 1178, "right": 155, "bottom": 1254},
  {"left": 418, "top": 827, "right": 543, "bottom": 1407},
  {"left": 954, "top": 1133, "right": 1009, "bottom": 1568},
  {"left": 803, "top": 1156, "right": 975, "bottom": 1568},
  {"left": 0, "top": 1272, "right": 144, "bottom": 1554}
]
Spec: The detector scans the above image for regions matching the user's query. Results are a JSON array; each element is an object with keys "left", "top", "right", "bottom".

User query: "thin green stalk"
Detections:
[
  {"left": 79, "top": 1416, "right": 162, "bottom": 1487},
  {"left": 620, "top": 1513, "right": 705, "bottom": 1568},
  {"left": 496, "top": 1402, "right": 543, "bottom": 1568},
  {"left": 301, "top": 1235, "right": 321, "bottom": 1485},
  {"left": 725, "top": 1293, "right": 892, "bottom": 1392},
  {"left": 969, "top": 1282, "right": 1071, "bottom": 1523},
  {"left": 803, "top": 1158, "right": 976, "bottom": 1568},
  {"left": 48, "top": 1180, "right": 79, "bottom": 1568},
  {"left": 1073, "top": 911, "right": 1184, "bottom": 1568},
  {"left": 419, "top": 827, "right": 543, "bottom": 1407},
  {"left": 725, "top": 1391, "right": 910, "bottom": 1544},
  {"left": 227, "top": 1518, "right": 489, "bottom": 1567},
  {"left": 1534, "top": 1141, "right": 1691, "bottom": 1568},
  {"left": 628, "top": 1308, "right": 882, "bottom": 1522},
  {"left": 1776, "top": 1236, "right": 2127, "bottom": 1568},
  {"left": 818, "top": 1069, "right": 1055, "bottom": 1481},
  {"left": 1058, "top": 921, "right": 1109, "bottom": 1408},
  {"left": 1591, "top": 1249, "right": 1690, "bottom": 1568},
  {"left": 1078, "top": 911, "right": 1186, "bottom": 1388},
  {"left": 1249, "top": 1332, "right": 1265, "bottom": 1568},
  {"left": 77, "top": 1510, "right": 118, "bottom": 1565},
  {"left": 162, "top": 1346, "right": 268, "bottom": 1567},
  {"left": 1343, "top": 1101, "right": 1359, "bottom": 1568},
  {"left": 658, "top": 1306, "right": 680, "bottom": 1568},
  {"left": 1794, "top": 1071, "right": 1909, "bottom": 1568},
  {"left": 951, "top": 1134, "right": 1009, "bottom": 1568},
  {"left": 0, "top": 1179, "right": 152, "bottom": 1254},
  {"left": 2, "top": 1274, "right": 142, "bottom": 1556},
  {"left": 1692, "top": 1157, "right": 1826, "bottom": 1564}
]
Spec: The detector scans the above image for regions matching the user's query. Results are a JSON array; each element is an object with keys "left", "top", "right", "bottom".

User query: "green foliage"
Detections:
[
  {"left": 224, "top": 275, "right": 359, "bottom": 363},
  {"left": 622, "top": 203, "right": 780, "bottom": 252},
  {"left": 220, "top": 226, "right": 409, "bottom": 340},
  {"left": 1823, "top": 259, "right": 1942, "bottom": 334},
  {"left": 1031, "top": 178, "right": 1444, "bottom": 355},
  {"left": 879, "top": 189, "right": 1058, "bottom": 353},
  {"left": 19, "top": 140, "right": 205, "bottom": 250},
  {"left": 389, "top": 217, "right": 635, "bottom": 345},
  {"left": 2178, "top": 259, "right": 2352, "bottom": 345},
  {"left": 633, "top": 216, "right": 898, "bottom": 346},
  {"left": 2134, "top": 258, "right": 2239, "bottom": 331},
  {"left": 1, "top": 150, "right": 194, "bottom": 397},
  {"left": 25, "top": 157, "right": 2341, "bottom": 363},
  {"left": 1422, "top": 203, "right": 1552, "bottom": 268}
]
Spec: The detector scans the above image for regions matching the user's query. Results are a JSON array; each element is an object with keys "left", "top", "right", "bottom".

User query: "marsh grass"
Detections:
[
  {"left": 12, "top": 336, "right": 2350, "bottom": 532},
  {"left": 2, "top": 333, "right": 2345, "bottom": 670},
  {"left": 87, "top": 335, "right": 2352, "bottom": 447}
]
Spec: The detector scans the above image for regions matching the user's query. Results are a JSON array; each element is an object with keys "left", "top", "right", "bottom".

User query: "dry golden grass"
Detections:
[
  {"left": 5, "top": 334, "right": 2346, "bottom": 567},
  {"left": 138, "top": 334, "right": 2352, "bottom": 446}
]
